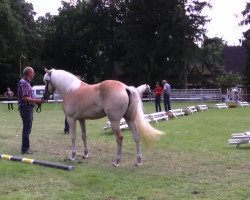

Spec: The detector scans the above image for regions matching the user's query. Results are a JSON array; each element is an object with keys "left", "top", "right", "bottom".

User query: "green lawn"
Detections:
[{"left": 0, "top": 101, "right": 250, "bottom": 200}]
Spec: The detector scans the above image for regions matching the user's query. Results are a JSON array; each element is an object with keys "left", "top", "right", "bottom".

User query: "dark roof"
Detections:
[{"left": 223, "top": 46, "right": 246, "bottom": 74}]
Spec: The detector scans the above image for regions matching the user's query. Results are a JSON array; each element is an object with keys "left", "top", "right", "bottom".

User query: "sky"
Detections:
[{"left": 26, "top": 0, "right": 250, "bottom": 46}]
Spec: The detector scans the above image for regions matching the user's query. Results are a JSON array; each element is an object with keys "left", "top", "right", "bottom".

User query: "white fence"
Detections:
[
  {"left": 0, "top": 100, "right": 63, "bottom": 112},
  {"left": 142, "top": 88, "right": 222, "bottom": 102}
]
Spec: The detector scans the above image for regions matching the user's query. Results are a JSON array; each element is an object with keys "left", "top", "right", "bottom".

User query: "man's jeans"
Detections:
[
  {"left": 163, "top": 93, "right": 171, "bottom": 112},
  {"left": 155, "top": 96, "right": 162, "bottom": 112},
  {"left": 19, "top": 106, "right": 33, "bottom": 152}
]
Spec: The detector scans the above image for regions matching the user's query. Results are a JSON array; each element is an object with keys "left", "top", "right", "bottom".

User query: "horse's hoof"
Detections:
[
  {"left": 67, "top": 156, "right": 76, "bottom": 161},
  {"left": 135, "top": 162, "right": 142, "bottom": 167},
  {"left": 64, "top": 157, "right": 75, "bottom": 162},
  {"left": 112, "top": 162, "right": 120, "bottom": 167},
  {"left": 82, "top": 154, "right": 89, "bottom": 159}
]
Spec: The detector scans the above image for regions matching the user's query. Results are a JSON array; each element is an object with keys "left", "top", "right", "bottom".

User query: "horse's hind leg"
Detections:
[
  {"left": 67, "top": 117, "right": 77, "bottom": 161},
  {"left": 126, "top": 120, "right": 142, "bottom": 166},
  {"left": 79, "top": 119, "right": 89, "bottom": 159},
  {"left": 111, "top": 121, "right": 123, "bottom": 167}
]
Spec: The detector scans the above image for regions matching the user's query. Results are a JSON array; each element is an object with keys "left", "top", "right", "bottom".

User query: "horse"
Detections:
[
  {"left": 136, "top": 84, "right": 151, "bottom": 99},
  {"left": 43, "top": 69, "right": 164, "bottom": 167}
]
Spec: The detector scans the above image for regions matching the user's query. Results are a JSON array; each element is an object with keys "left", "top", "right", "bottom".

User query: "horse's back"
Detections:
[
  {"left": 63, "top": 80, "right": 130, "bottom": 120},
  {"left": 99, "top": 80, "right": 127, "bottom": 93},
  {"left": 99, "top": 80, "right": 130, "bottom": 121},
  {"left": 99, "top": 80, "right": 129, "bottom": 104}
]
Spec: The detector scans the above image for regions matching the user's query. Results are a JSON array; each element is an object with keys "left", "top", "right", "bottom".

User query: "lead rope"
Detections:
[
  {"left": 35, "top": 92, "right": 50, "bottom": 113},
  {"left": 35, "top": 103, "right": 42, "bottom": 113}
]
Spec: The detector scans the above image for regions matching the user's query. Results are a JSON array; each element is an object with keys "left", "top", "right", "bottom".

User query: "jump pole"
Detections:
[{"left": 0, "top": 154, "right": 75, "bottom": 171}]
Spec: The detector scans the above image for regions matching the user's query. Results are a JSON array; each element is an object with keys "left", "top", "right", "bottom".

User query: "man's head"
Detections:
[
  {"left": 162, "top": 80, "right": 167, "bottom": 84},
  {"left": 23, "top": 67, "right": 35, "bottom": 81}
]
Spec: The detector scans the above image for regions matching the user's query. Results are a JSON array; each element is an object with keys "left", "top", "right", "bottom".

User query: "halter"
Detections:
[
  {"left": 44, "top": 72, "right": 55, "bottom": 101},
  {"left": 35, "top": 71, "right": 55, "bottom": 113}
]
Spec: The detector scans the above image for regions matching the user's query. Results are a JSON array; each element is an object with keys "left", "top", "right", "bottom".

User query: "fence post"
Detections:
[
  {"left": 201, "top": 88, "right": 203, "bottom": 102},
  {"left": 219, "top": 88, "right": 222, "bottom": 102}
]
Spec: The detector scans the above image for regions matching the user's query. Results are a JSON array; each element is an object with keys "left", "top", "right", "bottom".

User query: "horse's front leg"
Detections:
[
  {"left": 111, "top": 122, "right": 123, "bottom": 167},
  {"left": 67, "top": 117, "right": 77, "bottom": 161},
  {"left": 79, "top": 119, "right": 89, "bottom": 159}
]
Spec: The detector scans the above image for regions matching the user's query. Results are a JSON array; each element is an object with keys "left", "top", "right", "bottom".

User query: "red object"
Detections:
[{"left": 154, "top": 86, "right": 163, "bottom": 97}]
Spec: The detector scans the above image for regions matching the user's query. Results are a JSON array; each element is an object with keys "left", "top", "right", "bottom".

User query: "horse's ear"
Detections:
[{"left": 45, "top": 68, "right": 52, "bottom": 75}]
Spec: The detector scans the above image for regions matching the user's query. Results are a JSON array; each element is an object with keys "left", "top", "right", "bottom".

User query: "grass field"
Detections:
[{"left": 0, "top": 101, "right": 250, "bottom": 200}]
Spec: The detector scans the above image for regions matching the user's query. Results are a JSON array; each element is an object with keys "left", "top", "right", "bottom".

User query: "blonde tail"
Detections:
[{"left": 126, "top": 87, "right": 165, "bottom": 144}]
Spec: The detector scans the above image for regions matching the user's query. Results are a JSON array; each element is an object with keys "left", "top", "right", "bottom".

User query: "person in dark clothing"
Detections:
[
  {"left": 154, "top": 82, "right": 163, "bottom": 112},
  {"left": 162, "top": 80, "right": 171, "bottom": 112},
  {"left": 64, "top": 117, "right": 69, "bottom": 134},
  {"left": 18, "top": 67, "right": 44, "bottom": 154},
  {"left": 4, "top": 87, "right": 14, "bottom": 111}
]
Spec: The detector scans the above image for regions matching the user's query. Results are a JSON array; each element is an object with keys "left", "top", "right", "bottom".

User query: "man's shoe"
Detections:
[{"left": 21, "top": 149, "right": 33, "bottom": 155}]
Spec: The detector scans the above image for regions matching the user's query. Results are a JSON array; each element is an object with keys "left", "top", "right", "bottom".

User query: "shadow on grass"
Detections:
[
  {"left": 234, "top": 146, "right": 250, "bottom": 150},
  {"left": 103, "top": 130, "right": 114, "bottom": 136}
]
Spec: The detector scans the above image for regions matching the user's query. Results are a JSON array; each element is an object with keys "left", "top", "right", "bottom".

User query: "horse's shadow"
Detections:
[
  {"left": 226, "top": 145, "right": 250, "bottom": 150},
  {"left": 103, "top": 131, "right": 114, "bottom": 136}
]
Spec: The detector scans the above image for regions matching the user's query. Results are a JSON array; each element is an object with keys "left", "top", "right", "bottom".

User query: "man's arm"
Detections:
[{"left": 22, "top": 96, "right": 44, "bottom": 105}]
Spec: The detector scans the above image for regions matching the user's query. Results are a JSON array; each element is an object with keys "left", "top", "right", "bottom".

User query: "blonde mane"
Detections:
[{"left": 51, "top": 69, "right": 81, "bottom": 95}]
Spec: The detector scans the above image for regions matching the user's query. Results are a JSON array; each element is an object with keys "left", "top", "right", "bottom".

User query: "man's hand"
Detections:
[
  {"left": 22, "top": 96, "right": 45, "bottom": 105},
  {"left": 33, "top": 98, "right": 45, "bottom": 105}
]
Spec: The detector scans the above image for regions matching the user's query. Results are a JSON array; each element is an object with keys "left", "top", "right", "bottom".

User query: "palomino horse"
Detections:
[
  {"left": 137, "top": 84, "right": 151, "bottom": 99},
  {"left": 43, "top": 69, "right": 164, "bottom": 166}
]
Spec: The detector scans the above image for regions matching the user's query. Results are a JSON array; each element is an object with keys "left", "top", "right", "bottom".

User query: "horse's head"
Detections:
[
  {"left": 145, "top": 84, "right": 151, "bottom": 94},
  {"left": 43, "top": 68, "right": 56, "bottom": 100},
  {"left": 136, "top": 84, "right": 152, "bottom": 99}
]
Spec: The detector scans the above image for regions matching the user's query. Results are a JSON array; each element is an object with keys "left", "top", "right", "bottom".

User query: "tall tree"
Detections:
[
  {"left": 121, "top": 0, "right": 209, "bottom": 86},
  {"left": 242, "top": 2, "right": 250, "bottom": 84},
  {"left": 41, "top": 0, "right": 119, "bottom": 82},
  {"left": 0, "top": 0, "right": 38, "bottom": 91},
  {"left": 201, "top": 37, "right": 226, "bottom": 85},
  {"left": 39, "top": 0, "right": 210, "bottom": 86}
]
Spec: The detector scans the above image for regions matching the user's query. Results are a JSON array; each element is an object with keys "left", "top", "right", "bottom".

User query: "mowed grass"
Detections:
[{"left": 0, "top": 101, "right": 250, "bottom": 200}]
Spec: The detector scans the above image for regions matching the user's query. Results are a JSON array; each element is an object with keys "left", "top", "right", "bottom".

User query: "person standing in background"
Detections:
[
  {"left": 4, "top": 87, "right": 14, "bottom": 111},
  {"left": 154, "top": 82, "right": 162, "bottom": 112},
  {"left": 162, "top": 80, "right": 171, "bottom": 112}
]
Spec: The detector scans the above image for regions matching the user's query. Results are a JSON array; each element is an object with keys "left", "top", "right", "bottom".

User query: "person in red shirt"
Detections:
[{"left": 154, "top": 82, "right": 163, "bottom": 112}]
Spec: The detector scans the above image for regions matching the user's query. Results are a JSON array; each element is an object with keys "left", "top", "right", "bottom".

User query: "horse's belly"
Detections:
[{"left": 75, "top": 108, "right": 106, "bottom": 120}]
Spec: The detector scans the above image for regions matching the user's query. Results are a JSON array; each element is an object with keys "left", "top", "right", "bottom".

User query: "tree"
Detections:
[
  {"left": 0, "top": 0, "right": 38, "bottom": 92},
  {"left": 200, "top": 37, "right": 226, "bottom": 85},
  {"left": 241, "top": 2, "right": 250, "bottom": 85},
  {"left": 121, "top": 0, "right": 210, "bottom": 86},
  {"left": 40, "top": 0, "right": 121, "bottom": 82},
  {"left": 39, "top": 0, "right": 210, "bottom": 86},
  {"left": 216, "top": 71, "right": 242, "bottom": 88}
]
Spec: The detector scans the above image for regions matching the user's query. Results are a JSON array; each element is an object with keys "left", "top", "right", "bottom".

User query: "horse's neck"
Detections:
[
  {"left": 52, "top": 71, "right": 81, "bottom": 96},
  {"left": 137, "top": 85, "right": 147, "bottom": 93}
]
